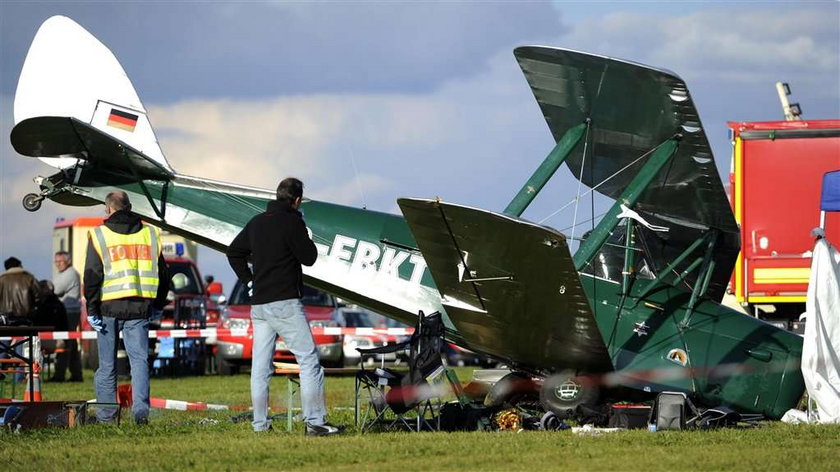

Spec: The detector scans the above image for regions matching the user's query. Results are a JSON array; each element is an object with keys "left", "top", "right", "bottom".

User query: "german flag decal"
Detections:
[{"left": 107, "top": 108, "right": 139, "bottom": 132}]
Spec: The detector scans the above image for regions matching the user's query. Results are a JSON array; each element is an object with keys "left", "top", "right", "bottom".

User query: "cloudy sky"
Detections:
[{"left": 1, "top": 1, "right": 838, "bottom": 292}]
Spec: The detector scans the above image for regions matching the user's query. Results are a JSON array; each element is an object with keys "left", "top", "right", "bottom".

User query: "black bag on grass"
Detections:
[{"left": 439, "top": 402, "right": 496, "bottom": 431}]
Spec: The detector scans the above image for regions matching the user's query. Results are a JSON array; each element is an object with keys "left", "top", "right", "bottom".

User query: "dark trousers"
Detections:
[{"left": 54, "top": 309, "right": 82, "bottom": 380}]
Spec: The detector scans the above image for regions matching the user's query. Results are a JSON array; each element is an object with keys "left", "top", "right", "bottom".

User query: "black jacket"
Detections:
[
  {"left": 34, "top": 291, "right": 68, "bottom": 331},
  {"left": 84, "top": 210, "right": 169, "bottom": 319},
  {"left": 226, "top": 200, "right": 317, "bottom": 304}
]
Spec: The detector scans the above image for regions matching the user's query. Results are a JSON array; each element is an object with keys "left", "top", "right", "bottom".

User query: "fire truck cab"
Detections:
[{"left": 728, "top": 119, "right": 840, "bottom": 329}]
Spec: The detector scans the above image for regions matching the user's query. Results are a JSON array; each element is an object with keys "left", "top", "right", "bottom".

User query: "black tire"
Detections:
[
  {"left": 322, "top": 353, "right": 344, "bottom": 368},
  {"left": 540, "top": 411, "right": 563, "bottom": 431},
  {"left": 484, "top": 371, "right": 539, "bottom": 408},
  {"left": 539, "top": 370, "right": 599, "bottom": 419},
  {"left": 215, "top": 354, "right": 240, "bottom": 375},
  {"left": 22, "top": 193, "right": 42, "bottom": 212}
]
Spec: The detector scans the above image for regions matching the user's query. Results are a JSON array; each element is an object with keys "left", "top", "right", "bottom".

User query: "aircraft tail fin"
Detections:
[{"left": 13, "top": 16, "right": 172, "bottom": 173}]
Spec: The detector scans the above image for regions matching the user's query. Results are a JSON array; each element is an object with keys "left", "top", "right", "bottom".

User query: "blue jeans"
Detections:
[
  {"left": 95, "top": 317, "right": 150, "bottom": 423},
  {"left": 251, "top": 299, "right": 326, "bottom": 432}
]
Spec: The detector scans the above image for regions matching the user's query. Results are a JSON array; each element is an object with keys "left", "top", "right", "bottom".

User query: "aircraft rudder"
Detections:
[{"left": 13, "top": 15, "right": 173, "bottom": 172}]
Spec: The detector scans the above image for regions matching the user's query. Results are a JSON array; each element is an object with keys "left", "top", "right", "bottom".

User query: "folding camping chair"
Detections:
[{"left": 354, "top": 311, "right": 466, "bottom": 432}]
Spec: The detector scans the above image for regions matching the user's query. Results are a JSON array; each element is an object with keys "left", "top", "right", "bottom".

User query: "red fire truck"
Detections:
[{"left": 728, "top": 119, "right": 840, "bottom": 328}]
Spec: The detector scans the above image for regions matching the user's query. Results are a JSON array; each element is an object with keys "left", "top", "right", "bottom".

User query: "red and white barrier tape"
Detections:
[
  {"left": 150, "top": 397, "right": 289, "bottom": 412},
  {"left": 150, "top": 397, "right": 244, "bottom": 411},
  {"left": 1, "top": 327, "right": 413, "bottom": 341}
]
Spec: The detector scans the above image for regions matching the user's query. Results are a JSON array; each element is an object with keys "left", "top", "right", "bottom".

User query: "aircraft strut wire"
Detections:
[
  {"left": 538, "top": 136, "right": 676, "bottom": 226},
  {"left": 178, "top": 178, "right": 333, "bottom": 247},
  {"left": 569, "top": 119, "right": 592, "bottom": 251}
]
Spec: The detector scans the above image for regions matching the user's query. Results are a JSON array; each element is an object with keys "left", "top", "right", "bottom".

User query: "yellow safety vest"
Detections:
[{"left": 90, "top": 224, "right": 161, "bottom": 301}]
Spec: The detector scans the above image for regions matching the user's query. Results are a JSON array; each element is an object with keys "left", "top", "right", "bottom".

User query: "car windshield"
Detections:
[
  {"left": 229, "top": 282, "right": 334, "bottom": 307},
  {"left": 168, "top": 261, "right": 202, "bottom": 295},
  {"left": 340, "top": 310, "right": 373, "bottom": 327},
  {"left": 384, "top": 317, "right": 409, "bottom": 329}
]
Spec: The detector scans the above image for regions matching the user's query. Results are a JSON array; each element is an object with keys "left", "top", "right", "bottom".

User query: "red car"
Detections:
[
  {"left": 161, "top": 257, "right": 220, "bottom": 328},
  {"left": 214, "top": 282, "right": 343, "bottom": 375}
]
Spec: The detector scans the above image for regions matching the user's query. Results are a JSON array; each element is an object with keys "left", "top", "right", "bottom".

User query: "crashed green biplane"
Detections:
[{"left": 11, "top": 16, "right": 804, "bottom": 420}]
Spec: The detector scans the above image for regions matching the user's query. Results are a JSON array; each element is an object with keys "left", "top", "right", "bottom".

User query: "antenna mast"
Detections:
[{"left": 775, "top": 82, "right": 803, "bottom": 121}]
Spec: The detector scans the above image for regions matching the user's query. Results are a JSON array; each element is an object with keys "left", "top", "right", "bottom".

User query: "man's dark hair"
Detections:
[
  {"left": 105, "top": 191, "right": 131, "bottom": 212},
  {"left": 276, "top": 178, "right": 304, "bottom": 206},
  {"left": 4, "top": 257, "right": 22, "bottom": 270},
  {"left": 38, "top": 279, "right": 55, "bottom": 294}
]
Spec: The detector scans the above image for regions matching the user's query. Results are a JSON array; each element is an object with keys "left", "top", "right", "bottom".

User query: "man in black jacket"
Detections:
[
  {"left": 85, "top": 191, "right": 169, "bottom": 424},
  {"left": 227, "top": 177, "right": 342, "bottom": 435}
]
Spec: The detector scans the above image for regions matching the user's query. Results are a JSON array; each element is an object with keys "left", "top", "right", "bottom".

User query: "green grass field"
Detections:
[{"left": 1, "top": 369, "right": 838, "bottom": 471}]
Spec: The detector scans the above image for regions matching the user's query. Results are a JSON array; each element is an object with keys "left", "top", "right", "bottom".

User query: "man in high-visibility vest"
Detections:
[{"left": 84, "top": 191, "right": 168, "bottom": 424}]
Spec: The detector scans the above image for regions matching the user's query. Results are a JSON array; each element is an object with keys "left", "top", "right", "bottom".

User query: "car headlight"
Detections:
[
  {"left": 222, "top": 318, "right": 251, "bottom": 330},
  {"left": 309, "top": 320, "right": 338, "bottom": 329}
]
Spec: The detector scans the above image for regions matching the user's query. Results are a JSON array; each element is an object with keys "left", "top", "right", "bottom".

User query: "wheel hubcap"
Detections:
[{"left": 555, "top": 379, "right": 580, "bottom": 401}]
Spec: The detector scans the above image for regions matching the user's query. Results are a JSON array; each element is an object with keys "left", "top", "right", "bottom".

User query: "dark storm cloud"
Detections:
[{"left": 1, "top": 2, "right": 564, "bottom": 101}]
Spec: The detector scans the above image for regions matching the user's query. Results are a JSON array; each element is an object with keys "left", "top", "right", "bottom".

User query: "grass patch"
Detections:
[{"left": 2, "top": 369, "right": 838, "bottom": 471}]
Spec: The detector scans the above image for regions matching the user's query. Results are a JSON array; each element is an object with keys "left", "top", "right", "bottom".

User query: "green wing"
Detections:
[
  {"left": 398, "top": 198, "right": 613, "bottom": 373},
  {"left": 515, "top": 46, "right": 739, "bottom": 300}
]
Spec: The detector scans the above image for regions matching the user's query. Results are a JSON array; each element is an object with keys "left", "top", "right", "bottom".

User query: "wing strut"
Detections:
[
  {"left": 573, "top": 137, "right": 680, "bottom": 271},
  {"left": 633, "top": 232, "right": 711, "bottom": 302},
  {"left": 679, "top": 229, "right": 720, "bottom": 328},
  {"left": 503, "top": 121, "right": 588, "bottom": 217},
  {"left": 122, "top": 146, "right": 167, "bottom": 220}
]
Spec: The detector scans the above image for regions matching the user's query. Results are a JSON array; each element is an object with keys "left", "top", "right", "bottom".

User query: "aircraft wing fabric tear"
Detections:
[{"left": 398, "top": 198, "right": 613, "bottom": 372}]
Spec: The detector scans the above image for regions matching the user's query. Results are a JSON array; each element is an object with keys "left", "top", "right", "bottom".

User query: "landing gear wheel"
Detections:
[
  {"left": 539, "top": 370, "right": 599, "bottom": 419},
  {"left": 22, "top": 193, "right": 43, "bottom": 212},
  {"left": 484, "top": 371, "right": 540, "bottom": 409}
]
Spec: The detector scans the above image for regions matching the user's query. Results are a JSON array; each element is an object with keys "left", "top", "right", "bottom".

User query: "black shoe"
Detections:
[
  {"left": 305, "top": 422, "right": 345, "bottom": 437},
  {"left": 135, "top": 417, "right": 149, "bottom": 425},
  {"left": 68, "top": 377, "right": 83, "bottom": 383},
  {"left": 49, "top": 376, "right": 66, "bottom": 383}
]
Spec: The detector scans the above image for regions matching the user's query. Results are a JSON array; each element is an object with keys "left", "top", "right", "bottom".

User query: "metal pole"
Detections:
[
  {"left": 621, "top": 218, "right": 636, "bottom": 299},
  {"left": 574, "top": 138, "right": 680, "bottom": 271},
  {"left": 28, "top": 333, "right": 35, "bottom": 402},
  {"left": 503, "top": 122, "right": 588, "bottom": 217}
]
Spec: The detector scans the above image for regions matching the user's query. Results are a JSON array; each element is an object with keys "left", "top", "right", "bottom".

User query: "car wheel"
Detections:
[
  {"left": 322, "top": 353, "right": 344, "bottom": 368},
  {"left": 216, "top": 354, "right": 240, "bottom": 375},
  {"left": 539, "top": 370, "right": 599, "bottom": 419}
]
